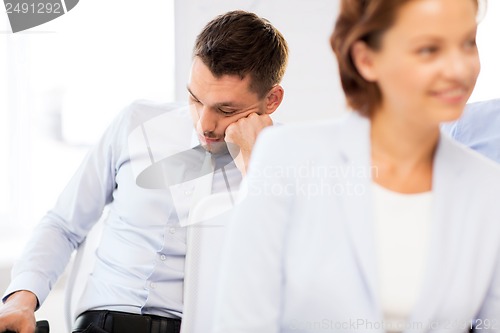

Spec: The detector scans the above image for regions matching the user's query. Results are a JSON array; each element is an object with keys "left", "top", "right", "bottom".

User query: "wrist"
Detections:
[
  {"left": 6, "top": 290, "right": 38, "bottom": 311},
  {"left": 237, "top": 150, "right": 251, "bottom": 176}
]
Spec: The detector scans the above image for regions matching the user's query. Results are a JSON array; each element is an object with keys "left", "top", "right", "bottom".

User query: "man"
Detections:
[
  {"left": 441, "top": 98, "right": 500, "bottom": 163},
  {"left": 0, "top": 10, "right": 288, "bottom": 333}
]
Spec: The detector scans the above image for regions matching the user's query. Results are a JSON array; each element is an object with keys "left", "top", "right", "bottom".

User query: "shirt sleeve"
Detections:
[
  {"left": 2, "top": 107, "right": 129, "bottom": 308},
  {"left": 212, "top": 127, "right": 293, "bottom": 333},
  {"left": 441, "top": 100, "right": 500, "bottom": 164}
]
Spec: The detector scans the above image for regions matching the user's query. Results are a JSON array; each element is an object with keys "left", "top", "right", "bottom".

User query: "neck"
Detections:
[{"left": 370, "top": 107, "right": 440, "bottom": 193}]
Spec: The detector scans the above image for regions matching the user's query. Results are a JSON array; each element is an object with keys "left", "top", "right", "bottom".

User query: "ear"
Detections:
[
  {"left": 351, "top": 41, "right": 378, "bottom": 82},
  {"left": 263, "top": 85, "right": 284, "bottom": 115}
]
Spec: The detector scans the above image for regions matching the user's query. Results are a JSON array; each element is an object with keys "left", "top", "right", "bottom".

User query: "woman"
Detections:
[{"left": 213, "top": 0, "right": 500, "bottom": 332}]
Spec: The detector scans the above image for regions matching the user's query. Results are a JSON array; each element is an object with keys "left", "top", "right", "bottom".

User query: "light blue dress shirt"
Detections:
[
  {"left": 2, "top": 100, "right": 242, "bottom": 319},
  {"left": 441, "top": 99, "right": 500, "bottom": 163}
]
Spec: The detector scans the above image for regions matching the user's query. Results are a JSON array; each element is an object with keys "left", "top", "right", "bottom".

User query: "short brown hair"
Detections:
[
  {"left": 330, "top": 0, "right": 479, "bottom": 116},
  {"left": 194, "top": 10, "right": 288, "bottom": 98}
]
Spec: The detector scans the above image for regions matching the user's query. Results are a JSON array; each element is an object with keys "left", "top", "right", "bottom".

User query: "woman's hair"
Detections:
[{"left": 330, "top": 0, "right": 479, "bottom": 116}]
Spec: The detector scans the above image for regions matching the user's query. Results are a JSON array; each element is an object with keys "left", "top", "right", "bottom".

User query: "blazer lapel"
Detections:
[
  {"left": 408, "top": 134, "right": 469, "bottom": 331},
  {"left": 335, "top": 112, "right": 382, "bottom": 318}
]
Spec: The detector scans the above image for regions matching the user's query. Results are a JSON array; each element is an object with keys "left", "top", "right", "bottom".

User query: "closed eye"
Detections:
[
  {"left": 189, "top": 95, "right": 201, "bottom": 104},
  {"left": 217, "top": 107, "right": 239, "bottom": 115}
]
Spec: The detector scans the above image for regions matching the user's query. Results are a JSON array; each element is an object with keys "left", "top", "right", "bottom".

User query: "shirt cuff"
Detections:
[{"left": 2, "top": 272, "right": 50, "bottom": 310}]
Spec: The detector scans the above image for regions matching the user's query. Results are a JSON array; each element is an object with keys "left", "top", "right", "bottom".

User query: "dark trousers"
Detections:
[{"left": 72, "top": 310, "right": 181, "bottom": 333}]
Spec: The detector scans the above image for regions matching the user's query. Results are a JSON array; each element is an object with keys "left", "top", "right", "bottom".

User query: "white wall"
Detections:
[
  {"left": 174, "top": 0, "right": 347, "bottom": 124},
  {"left": 0, "top": 0, "right": 176, "bottom": 230},
  {"left": 470, "top": 0, "right": 500, "bottom": 102}
]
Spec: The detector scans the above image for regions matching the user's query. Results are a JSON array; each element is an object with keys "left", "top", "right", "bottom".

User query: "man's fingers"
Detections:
[
  {"left": 223, "top": 113, "right": 273, "bottom": 175},
  {"left": 0, "top": 318, "right": 36, "bottom": 333},
  {"left": 0, "top": 293, "right": 37, "bottom": 333},
  {"left": 243, "top": 112, "right": 273, "bottom": 126},
  {"left": 225, "top": 113, "right": 272, "bottom": 140}
]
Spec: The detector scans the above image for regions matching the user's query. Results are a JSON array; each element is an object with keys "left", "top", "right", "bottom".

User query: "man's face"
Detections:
[{"left": 187, "top": 57, "right": 267, "bottom": 154}]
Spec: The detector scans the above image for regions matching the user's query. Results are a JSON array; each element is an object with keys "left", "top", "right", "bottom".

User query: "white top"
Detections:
[{"left": 373, "top": 182, "right": 433, "bottom": 333}]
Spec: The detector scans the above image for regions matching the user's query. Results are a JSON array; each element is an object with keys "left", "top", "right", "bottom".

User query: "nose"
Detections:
[
  {"left": 442, "top": 49, "right": 478, "bottom": 82},
  {"left": 197, "top": 106, "right": 217, "bottom": 134}
]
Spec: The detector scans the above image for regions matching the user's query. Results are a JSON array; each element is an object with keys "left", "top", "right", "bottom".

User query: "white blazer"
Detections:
[{"left": 213, "top": 112, "right": 500, "bottom": 333}]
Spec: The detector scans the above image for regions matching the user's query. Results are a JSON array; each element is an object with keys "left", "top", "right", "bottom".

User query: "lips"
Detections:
[
  {"left": 430, "top": 86, "right": 469, "bottom": 103},
  {"left": 204, "top": 137, "right": 222, "bottom": 143},
  {"left": 198, "top": 134, "right": 223, "bottom": 144}
]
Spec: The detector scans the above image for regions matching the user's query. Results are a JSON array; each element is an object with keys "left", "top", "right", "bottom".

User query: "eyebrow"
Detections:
[
  {"left": 186, "top": 86, "right": 244, "bottom": 110},
  {"left": 409, "top": 27, "right": 477, "bottom": 44}
]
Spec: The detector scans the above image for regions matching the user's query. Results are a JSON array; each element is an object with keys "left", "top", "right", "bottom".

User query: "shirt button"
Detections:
[
  {"left": 150, "top": 282, "right": 156, "bottom": 289},
  {"left": 169, "top": 227, "right": 176, "bottom": 234},
  {"left": 160, "top": 254, "right": 166, "bottom": 261},
  {"left": 185, "top": 190, "right": 192, "bottom": 196}
]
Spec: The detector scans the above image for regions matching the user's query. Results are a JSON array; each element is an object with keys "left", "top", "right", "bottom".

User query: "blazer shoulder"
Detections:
[
  {"left": 252, "top": 112, "right": 370, "bottom": 171},
  {"left": 440, "top": 134, "right": 500, "bottom": 189},
  {"left": 260, "top": 112, "right": 363, "bottom": 151}
]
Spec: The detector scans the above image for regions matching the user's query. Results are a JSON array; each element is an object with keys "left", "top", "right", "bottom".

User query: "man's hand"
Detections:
[
  {"left": 0, "top": 290, "right": 38, "bottom": 333},
  {"left": 224, "top": 113, "right": 273, "bottom": 175}
]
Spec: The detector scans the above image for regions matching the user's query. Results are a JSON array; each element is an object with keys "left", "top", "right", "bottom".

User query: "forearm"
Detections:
[{"left": 3, "top": 212, "right": 81, "bottom": 308}]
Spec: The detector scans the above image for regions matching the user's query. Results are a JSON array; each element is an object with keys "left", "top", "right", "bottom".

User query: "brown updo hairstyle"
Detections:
[{"left": 330, "top": 0, "right": 479, "bottom": 117}]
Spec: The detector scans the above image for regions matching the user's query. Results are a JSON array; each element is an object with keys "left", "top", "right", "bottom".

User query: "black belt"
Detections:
[{"left": 73, "top": 310, "right": 181, "bottom": 333}]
